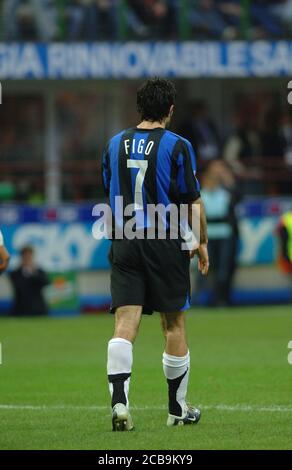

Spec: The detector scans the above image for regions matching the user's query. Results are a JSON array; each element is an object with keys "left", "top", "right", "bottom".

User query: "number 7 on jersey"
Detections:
[{"left": 127, "top": 159, "right": 148, "bottom": 210}]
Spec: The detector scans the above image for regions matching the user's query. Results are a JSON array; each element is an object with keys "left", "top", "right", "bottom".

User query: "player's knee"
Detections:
[
  {"left": 164, "top": 324, "right": 185, "bottom": 345},
  {"left": 161, "top": 312, "right": 185, "bottom": 333},
  {"left": 165, "top": 324, "right": 185, "bottom": 342}
]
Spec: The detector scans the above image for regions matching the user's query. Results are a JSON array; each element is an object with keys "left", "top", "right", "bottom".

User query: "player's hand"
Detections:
[{"left": 191, "top": 243, "right": 209, "bottom": 276}]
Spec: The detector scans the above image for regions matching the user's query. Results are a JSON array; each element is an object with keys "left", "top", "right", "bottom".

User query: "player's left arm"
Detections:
[
  {"left": 177, "top": 140, "right": 209, "bottom": 274},
  {"left": 0, "top": 231, "right": 10, "bottom": 275},
  {"left": 188, "top": 198, "right": 209, "bottom": 275}
]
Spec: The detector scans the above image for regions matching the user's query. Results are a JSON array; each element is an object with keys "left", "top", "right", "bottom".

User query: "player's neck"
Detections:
[{"left": 137, "top": 120, "right": 166, "bottom": 130}]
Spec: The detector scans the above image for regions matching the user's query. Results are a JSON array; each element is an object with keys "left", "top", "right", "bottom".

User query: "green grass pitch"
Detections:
[{"left": 0, "top": 305, "right": 292, "bottom": 450}]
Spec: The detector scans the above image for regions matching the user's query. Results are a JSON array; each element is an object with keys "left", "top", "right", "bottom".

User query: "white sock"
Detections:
[
  {"left": 163, "top": 351, "right": 190, "bottom": 417},
  {"left": 107, "top": 338, "right": 133, "bottom": 409}
]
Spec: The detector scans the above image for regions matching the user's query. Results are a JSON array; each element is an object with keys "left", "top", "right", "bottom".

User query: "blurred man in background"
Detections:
[
  {"left": 0, "top": 229, "right": 10, "bottom": 275},
  {"left": 127, "top": 0, "right": 172, "bottom": 38},
  {"left": 271, "top": 0, "right": 292, "bottom": 35},
  {"left": 179, "top": 100, "right": 221, "bottom": 164},
  {"left": 66, "top": 0, "right": 118, "bottom": 41},
  {"left": 9, "top": 246, "right": 50, "bottom": 316},
  {"left": 198, "top": 159, "right": 239, "bottom": 306},
  {"left": 223, "top": 106, "right": 261, "bottom": 177},
  {"left": 187, "top": 0, "right": 240, "bottom": 39}
]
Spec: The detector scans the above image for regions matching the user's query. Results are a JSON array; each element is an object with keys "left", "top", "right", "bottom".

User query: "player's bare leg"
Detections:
[
  {"left": 161, "top": 311, "right": 188, "bottom": 356},
  {"left": 107, "top": 305, "right": 142, "bottom": 431},
  {"left": 160, "top": 311, "right": 201, "bottom": 426},
  {"left": 113, "top": 305, "right": 142, "bottom": 343}
]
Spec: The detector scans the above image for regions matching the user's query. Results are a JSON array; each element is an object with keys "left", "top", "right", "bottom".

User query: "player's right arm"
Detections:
[{"left": 0, "top": 230, "right": 10, "bottom": 275}]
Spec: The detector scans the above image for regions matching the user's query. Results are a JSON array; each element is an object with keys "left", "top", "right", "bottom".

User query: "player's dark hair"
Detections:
[{"left": 137, "top": 78, "right": 176, "bottom": 122}]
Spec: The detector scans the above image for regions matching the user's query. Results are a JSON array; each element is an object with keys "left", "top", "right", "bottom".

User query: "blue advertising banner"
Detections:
[
  {"left": 238, "top": 216, "right": 277, "bottom": 265},
  {"left": 0, "top": 205, "right": 110, "bottom": 271},
  {"left": 1, "top": 217, "right": 277, "bottom": 268},
  {"left": 1, "top": 222, "right": 111, "bottom": 272},
  {"left": 0, "top": 202, "right": 284, "bottom": 270},
  {"left": 1, "top": 41, "right": 292, "bottom": 79}
]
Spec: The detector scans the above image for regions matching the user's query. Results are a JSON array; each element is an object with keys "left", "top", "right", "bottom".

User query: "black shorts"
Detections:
[{"left": 109, "top": 238, "right": 191, "bottom": 315}]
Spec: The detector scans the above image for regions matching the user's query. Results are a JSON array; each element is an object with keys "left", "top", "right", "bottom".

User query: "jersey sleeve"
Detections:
[
  {"left": 0, "top": 230, "right": 3, "bottom": 246},
  {"left": 101, "top": 142, "right": 111, "bottom": 196},
  {"left": 176, "top": 139, "right": 200, "bottom": 203}
]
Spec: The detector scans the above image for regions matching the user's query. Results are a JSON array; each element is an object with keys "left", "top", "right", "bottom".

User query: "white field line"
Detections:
[{"left": 0, "top": 404, "right": 292, "bottom": 413}]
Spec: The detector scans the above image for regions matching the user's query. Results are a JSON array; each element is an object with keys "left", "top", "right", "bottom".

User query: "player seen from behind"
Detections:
[{"left": 101, "top": 78, "right": 209, "bottom": 431}]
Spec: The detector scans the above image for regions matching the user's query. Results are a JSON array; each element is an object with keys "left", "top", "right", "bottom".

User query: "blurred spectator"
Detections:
[
  {"left": 3, "top": 0, "right": 57, "bottom": 41},
  {"left": 186, "top": 1, "right": 229, "bottom": 39},
  {"left": 9, "top": 246, "right": 50, "bottom": 316},
  {"left": 197, "top": 159, "right": 239, "bottom": 306},
  {"left": 127, "top": 0, "right": 174, "bottom": 39},
  {"left": 223, "top": 107, "right": 262, "bottom": 191},
  {"left": 185, "top": 0, "right": 244, "bottom": 39},
  {"left": 216, "top": 0, "right": 242, "bottom": 38},
  {"left": 179, "top": 100, "right": 221, "bottom": 164},
  {"left": 66, "top": 0, "right": 118, "bottom": 41},
  {"left": 1, "top": 0, "right": 291, "bottom": 40},
  {"left": 217, "top": 0, "right": 284, "bottom": 39},
  {"left": 250, "top": 0, "right": 284, "bottom": 38},
  {"left": 271, "top": 0, "right": 292, "bottom": 35}
]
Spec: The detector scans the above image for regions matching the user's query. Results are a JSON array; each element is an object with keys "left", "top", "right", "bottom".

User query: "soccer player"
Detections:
[
  {"left": 0, "top": 229, "right": 10, "bottom": 275},
  {"left": 102, "top": 78, "right": 209, "bottom": 431}
]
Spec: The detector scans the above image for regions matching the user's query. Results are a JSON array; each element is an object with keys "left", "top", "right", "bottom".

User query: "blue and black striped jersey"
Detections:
[{"left": 102, "top": 127, "right": 200, "bottom": 230}]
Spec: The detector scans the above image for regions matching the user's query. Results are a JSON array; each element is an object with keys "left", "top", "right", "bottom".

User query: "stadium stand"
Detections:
[{"left": 1, "top": 0, "right": 292, "bottom": 42}]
